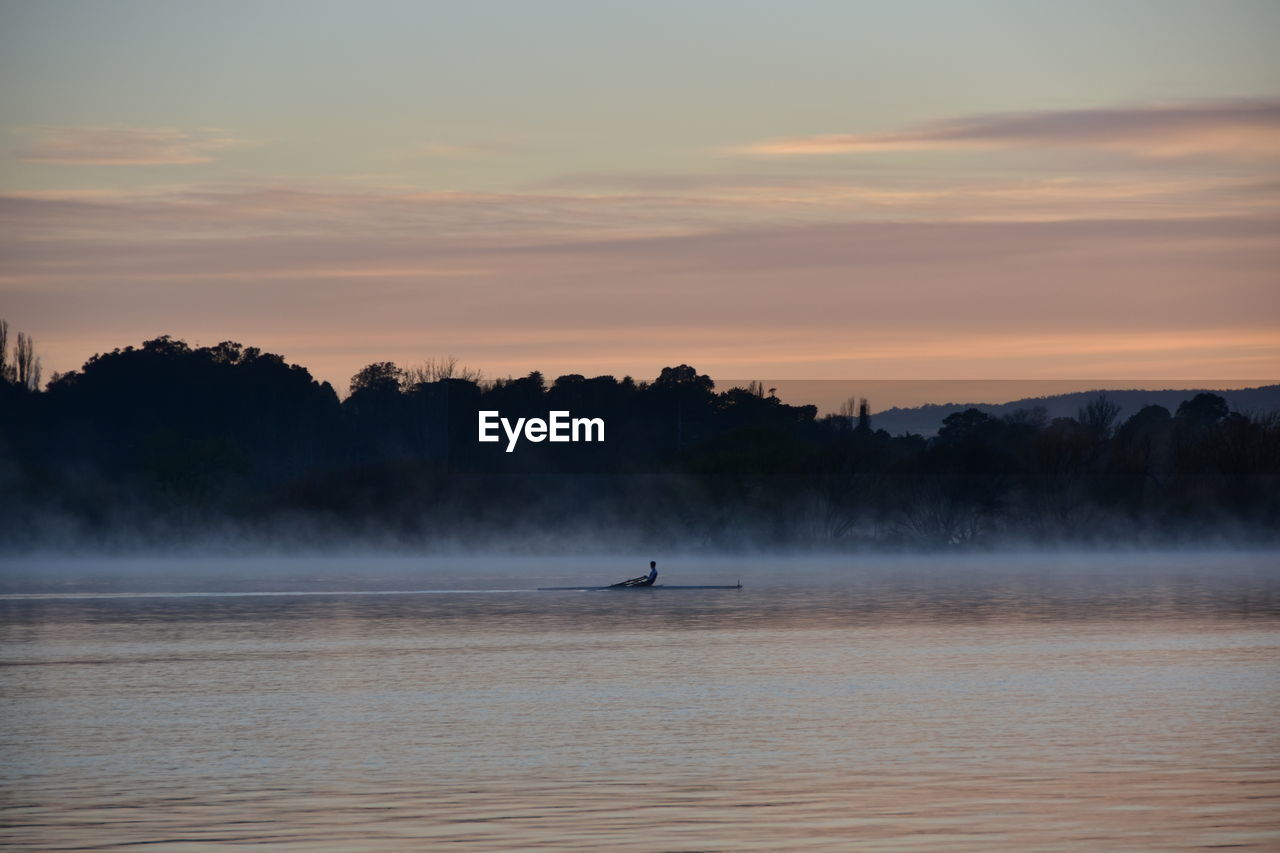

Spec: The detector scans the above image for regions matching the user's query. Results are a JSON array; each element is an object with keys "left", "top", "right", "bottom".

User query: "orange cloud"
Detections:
[
  {"left": 4, "top": 174, "right": 1275, "bottom": 388},
  {"left": 739, "top": 99, "right": 1280, "bottom": 159},
  {"left": 13, "top": 125, "right": 243, "bottom": 165}
]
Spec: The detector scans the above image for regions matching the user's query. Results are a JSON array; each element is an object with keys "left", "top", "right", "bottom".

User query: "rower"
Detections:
[{"left": 619, "top": 561, "right": 658, "bottom": 587}]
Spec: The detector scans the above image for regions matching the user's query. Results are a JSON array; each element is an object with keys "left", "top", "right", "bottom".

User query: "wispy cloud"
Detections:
[
  {"left": 13, "top": 125, "right": 244, "bottom": 165},
  {"left": 5, "top": 192, "right": 1276, "bottom": 384},
  {"left": 3, "top": 177, "right": 1275, "bottom": 385},
  {"left": 738, "top": 99, "right": 1280, "bottom": 159},
  {"left": 6, "top": 171, "right": 1271, "bottom": 251}
]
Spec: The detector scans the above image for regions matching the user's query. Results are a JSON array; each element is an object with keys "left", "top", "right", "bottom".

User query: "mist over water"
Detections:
[
  {"left": 3, "top": 550, "right": 1277, "bottom": 611},
  {"left": 3, "top": 551, "right": 1278, "bottom": 850}
]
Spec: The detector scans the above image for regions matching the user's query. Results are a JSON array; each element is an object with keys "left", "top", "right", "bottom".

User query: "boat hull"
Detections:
[{"left": 536, "top": 583, "right": 742, "bottom": 591}]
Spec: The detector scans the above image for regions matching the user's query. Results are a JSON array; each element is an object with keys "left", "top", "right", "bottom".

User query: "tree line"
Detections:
[{"left": 1, "top": 329, "right": 1276, "bottom": 550}]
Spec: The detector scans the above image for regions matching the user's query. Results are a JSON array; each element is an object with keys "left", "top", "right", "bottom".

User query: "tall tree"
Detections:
[
  {"left": 14, "top": 332, "right": 41, "bottom": 391},
  {"left": 0, "top": 319, "right": 10, "bottom": 384}
]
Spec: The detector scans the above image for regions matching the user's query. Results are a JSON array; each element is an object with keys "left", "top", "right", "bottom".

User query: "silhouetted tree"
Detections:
[
  {"left": 1110, "top": 404, "right": 1173, "bottom": 517},
  {"left": 1, "top": 335, "right": 1276, "bottom": 549},
  {"left": 1175, "top": 392, "right": 1229, "bottom": 427},
  {"left": 0, "top": 319, "right": 10, "bottom": 384},
  {"left": 6, "top": 329, "right": 42, "bottom": 391},
  {"left": 855, "top": 398, "right": 872, "bottom": 435},
  {"left": 349, "top": 362, "right": 404, "bottom": 395},
  {"left": 652, "top": 364, "right": 713, "bottom": 393},
  {"left": 1004, "top": 406, "right": 1048, "bottom": 429},
  {"left": 937, "top": 408, "right": 997, "bottom": 443},
  {"left": 403, "top": 356, "right": 483, "bottom": 388},
  {"left": 1078, "top": 392, "right": 1121, "bottom": 440}
]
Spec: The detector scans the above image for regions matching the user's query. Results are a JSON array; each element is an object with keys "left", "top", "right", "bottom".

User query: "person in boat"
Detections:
[{"left": 617, "top": 561, "right": 658, "bottom": 587}]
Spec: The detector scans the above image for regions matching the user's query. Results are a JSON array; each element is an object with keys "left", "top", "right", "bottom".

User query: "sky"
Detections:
[{"left": 1, "top": 0, "right": 1278, "bottom": 395}]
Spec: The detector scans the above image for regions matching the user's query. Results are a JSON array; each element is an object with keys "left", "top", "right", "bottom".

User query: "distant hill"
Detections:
[{"left": 869, "top": 384, "right": 1280, "bottom": 437}]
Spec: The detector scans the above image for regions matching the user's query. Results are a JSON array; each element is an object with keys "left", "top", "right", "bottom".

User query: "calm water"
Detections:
[{"left": 2, "top": 554, "right": 1278, "bottom": 851}]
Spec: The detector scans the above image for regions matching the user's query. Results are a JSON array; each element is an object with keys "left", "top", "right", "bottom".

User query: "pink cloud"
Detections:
[
  {"left": 3, "top": 174, "right": 1275, "bottom": 387},
  {"left": 739, "top": 99, "right": 1280, "bottom": 159},
  {"left": 13, "top": 125, "right": 244, "bottom": 165}
]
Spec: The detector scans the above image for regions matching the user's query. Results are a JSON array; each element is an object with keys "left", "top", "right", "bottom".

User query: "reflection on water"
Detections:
[{"left": 2, "top": 555, "right": 1278, "bottom": 850}]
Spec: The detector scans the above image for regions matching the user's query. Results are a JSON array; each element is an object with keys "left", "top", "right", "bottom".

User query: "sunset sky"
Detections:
[{"left": 2, "top": 0, "right": 1278, "bottom": 395}]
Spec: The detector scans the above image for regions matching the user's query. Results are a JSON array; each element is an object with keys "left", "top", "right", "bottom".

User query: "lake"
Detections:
[{"left": 2, "top": 553, "right": 1278, "bottom": 850}]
